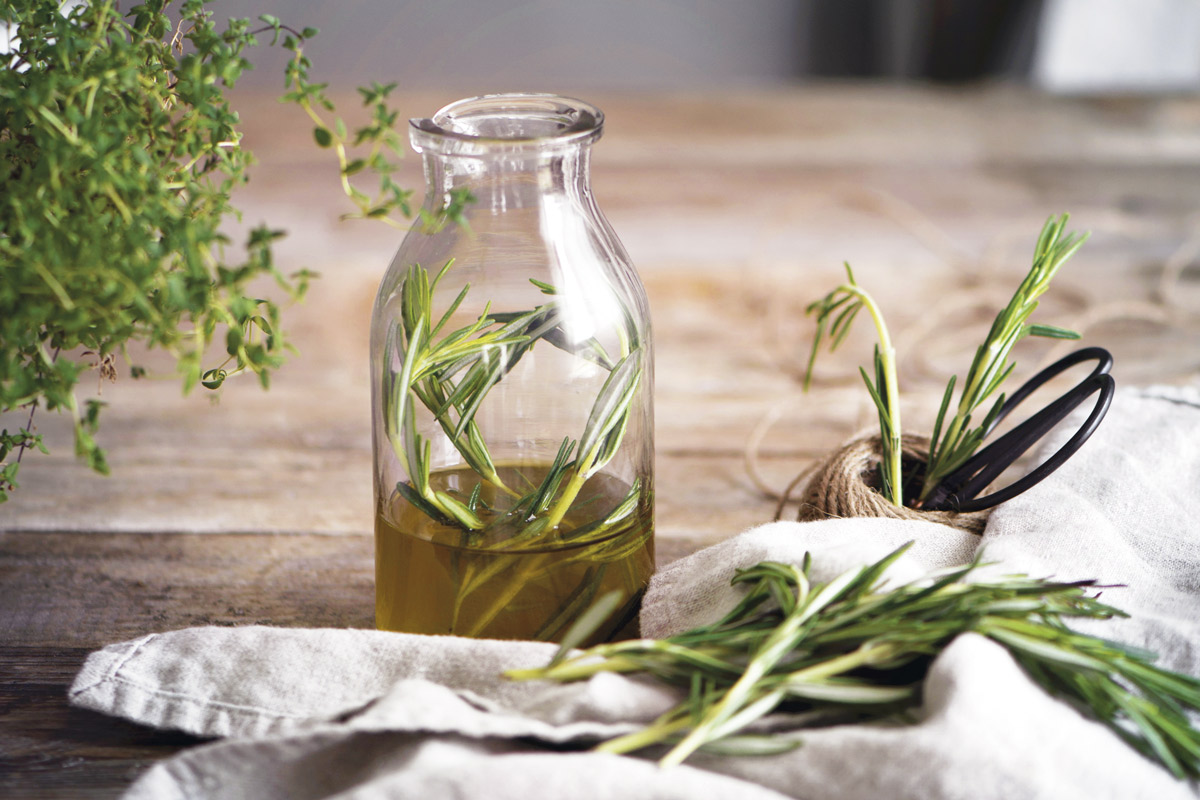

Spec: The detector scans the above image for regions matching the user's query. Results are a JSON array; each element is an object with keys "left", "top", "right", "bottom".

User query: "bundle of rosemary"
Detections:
[{"left": 511, "top": 543, "right": 1200, "bottom": 778}]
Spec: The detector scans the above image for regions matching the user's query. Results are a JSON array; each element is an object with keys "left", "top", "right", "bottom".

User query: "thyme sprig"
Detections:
[{"left": 512, "top": 543, "right": 1200, "bottom": 778}]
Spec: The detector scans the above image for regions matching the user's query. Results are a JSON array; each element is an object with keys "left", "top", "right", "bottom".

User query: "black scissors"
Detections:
[{"left": 920, "top": 347, "right": 1115, "bottom": 513}]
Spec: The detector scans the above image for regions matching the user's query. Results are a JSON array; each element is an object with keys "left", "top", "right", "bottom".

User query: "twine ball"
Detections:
[{"left": 796, "top": 433, "right": 990, "bottom": 535}]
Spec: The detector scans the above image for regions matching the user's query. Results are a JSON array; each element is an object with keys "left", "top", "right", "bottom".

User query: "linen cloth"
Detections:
[{"left": 70, "top": 386, "right": 1200, "bottom": 799}]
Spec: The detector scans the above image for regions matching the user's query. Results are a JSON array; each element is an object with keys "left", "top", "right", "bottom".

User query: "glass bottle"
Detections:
[{"left": 370, "top": 94, "right": 654, "bottom": 645}]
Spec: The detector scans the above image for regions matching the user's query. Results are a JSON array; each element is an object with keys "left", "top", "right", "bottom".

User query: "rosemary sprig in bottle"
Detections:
[
  {"left": 383, "top": 262, "right": 642, "bottom": 533},
  {"left": 511, "top": 543, "right": 1200, "bottom": 778},
  {"left": 383, "top": 261, "right": 648, "bottom": 635}
]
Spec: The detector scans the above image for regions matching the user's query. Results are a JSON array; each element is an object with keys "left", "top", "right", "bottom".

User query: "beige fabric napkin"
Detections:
[{"left": 70, "top": 387, "right": 1200, "bottom": 799}]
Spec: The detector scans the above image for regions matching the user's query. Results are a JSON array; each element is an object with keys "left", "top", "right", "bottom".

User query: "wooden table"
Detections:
[{"left": 3, "top": 86, "right": 1198, "bottom": 797}]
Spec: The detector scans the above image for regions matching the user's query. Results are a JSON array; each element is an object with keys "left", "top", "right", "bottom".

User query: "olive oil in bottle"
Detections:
[{"left": 376, "top": 465, "right": 653, "bottom": 645}]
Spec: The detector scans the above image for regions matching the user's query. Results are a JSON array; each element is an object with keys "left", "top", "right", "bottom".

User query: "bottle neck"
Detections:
[{"left": 422, "top": 145, "right": 593, "bottom": 214}]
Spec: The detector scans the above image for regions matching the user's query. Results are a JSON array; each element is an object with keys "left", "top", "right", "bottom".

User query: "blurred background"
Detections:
[{"left": 212, "top": 0, "right": 1200, "bottom": 93}]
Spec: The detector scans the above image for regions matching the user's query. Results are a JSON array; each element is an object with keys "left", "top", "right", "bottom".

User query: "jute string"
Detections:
[{"left": 794, "top": 433, "right": 989, "bottom": 535}]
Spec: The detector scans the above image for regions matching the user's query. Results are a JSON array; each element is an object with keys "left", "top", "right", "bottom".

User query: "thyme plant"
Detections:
[{"left": 0, "top": 1, "right": 428, "bottom": 502}]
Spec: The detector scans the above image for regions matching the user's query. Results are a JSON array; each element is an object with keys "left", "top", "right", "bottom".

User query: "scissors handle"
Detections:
[
  {"left": 922, "top": 347, "right": 1115, "bottom": 513},
  {"left": 979, "top": 346, "right": 1113, "bottom": 439}
]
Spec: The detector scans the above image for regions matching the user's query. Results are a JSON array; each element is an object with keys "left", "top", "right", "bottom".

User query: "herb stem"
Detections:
[
  {"left": 918, "top": 214, "right": 1087, "bottom": 503},
  {"left": 542, "top": 459, "right": 593, "bottom": 530},
  {"left": 805, "top": 269, "right": 903, "bottom": 505},
  {"left": 460, "top": 553, "right": 549, "bottom": 637},
  {"left": 786, "top": 640, "right": 901, "bottom": 684},
  {"left": 595, "top": 713, "right": 692, "bottom": 755},
  {"left": 859, "top": 292, "right": 903, "bottom": 508}
]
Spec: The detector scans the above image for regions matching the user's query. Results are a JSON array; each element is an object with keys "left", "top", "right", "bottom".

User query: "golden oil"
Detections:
[{"left": 375, "top": 465, "right": 653, "bottom": 644}]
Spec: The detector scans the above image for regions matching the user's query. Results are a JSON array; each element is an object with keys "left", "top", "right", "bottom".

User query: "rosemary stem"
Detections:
[
  {"left": 660, "top": 601, "right": 811, "bottom": 766},
  {"left": 461, "top": 553, "right": 549, "bottom": 637},
  {"left": 845, "top": 284, "right": 902, "bottom": 507},
  {"left": 507, "top": 653, "right": 643, "bottom": 682},
  {"left": 542, "top": 458, "right": 593, "bottom": 530},
  {"left": 786, "top": 641, "right": 902, "bottom": 684},
  {"left": 928, "top": 337, "right": 1001, "bottom": 483},
  {"left": 878, "top": 343, "right": 902, "bottom": 507},
  {"left": 595, "top": 713, "right": 692, "bottom": 755}
]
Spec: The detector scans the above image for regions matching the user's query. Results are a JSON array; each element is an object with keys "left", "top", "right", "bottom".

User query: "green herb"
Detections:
[
  {"left": 378, "top": 250, "right": 648, "bottom": 638},
  {"left": 511, "top": 543, "right": 1200, "bottom": 778},
  {"left": 274, "top": 29, "right": 472, "bottom": 235},
  {"left": 918, "top": 216, "right": 1087, "bottom": 504},
  {"left": 0, "top": 1, "right": 426, "bottom": 503},
  {"left": 805, "top": 264, "right": 902, "bottom": 505},
  {"left": 802, "top": 214, "right": 1085, "bottom": 508},
  {"left": 383, "top": 260, "right": 646, "bottom": 562}
]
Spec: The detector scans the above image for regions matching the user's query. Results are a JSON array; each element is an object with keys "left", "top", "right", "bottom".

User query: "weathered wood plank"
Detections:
[
  {"left": 0, "top": 531, "right": 705, "bottom": 647},
  {"left": 0, "top": 645, "right": 204, "bottom": 799},
  {"left": 0, "top": 529, "right": 706, "bottom": 799}
]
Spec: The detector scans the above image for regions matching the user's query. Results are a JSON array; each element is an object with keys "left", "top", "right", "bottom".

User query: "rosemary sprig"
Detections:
[
  {"left": 384, "top": 262, "right": 536, "bottom": 526},
  {"left": 805, "top": 264, "right": 903, "bottom": 505},
  {"left": 511, "top": 543, "right": 1200, "bottom": 778},
  {"left": 386, "top": 261, "right": 644, "bottom": 535},
  {"left": 540, "top": 350, "right": 643, "bottom": 530},
  {"left": 918, "top": 215, "right": 1087, "bottom": 504}
]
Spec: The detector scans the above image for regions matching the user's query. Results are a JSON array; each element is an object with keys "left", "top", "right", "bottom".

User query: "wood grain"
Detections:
[{"left": 1, "top": 87, "right": 1198, "bottom": 798}]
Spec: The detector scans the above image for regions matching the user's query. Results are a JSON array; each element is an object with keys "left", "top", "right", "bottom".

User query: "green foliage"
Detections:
[
  {"left": 918, "top": 215, "right": 1087, "bottom": 503},
  {"left": 802, "top": 215, "right": 1085, "bottom": 510},
  {"left": 383, "top": 268, "right": 643, "bottom": 537},
  {"left": 275, "top": 36, "right": 473, "bottom": 234},
  {"left": 383, "top": 266, "right": 647, "bottom": 637},
  {"left": 0, "top": 1, "right": 426, "bottom": 501},
  {"left": 513, "top": 543, "right": 1200, "bottom": 778}
]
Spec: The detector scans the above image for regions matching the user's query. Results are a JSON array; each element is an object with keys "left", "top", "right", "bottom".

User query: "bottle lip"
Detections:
[{"left": 410, "top": 93, "right": 604, "bottom": 156}]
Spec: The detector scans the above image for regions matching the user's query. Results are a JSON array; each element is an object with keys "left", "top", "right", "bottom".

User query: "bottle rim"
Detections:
[{"left": 410, "top": 93, "right": 604, "bottom": 156}]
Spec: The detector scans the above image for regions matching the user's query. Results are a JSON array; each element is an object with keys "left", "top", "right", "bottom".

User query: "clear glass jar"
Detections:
[{"left": 370, "top": 94, "right": 654, "bottom": 644}]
